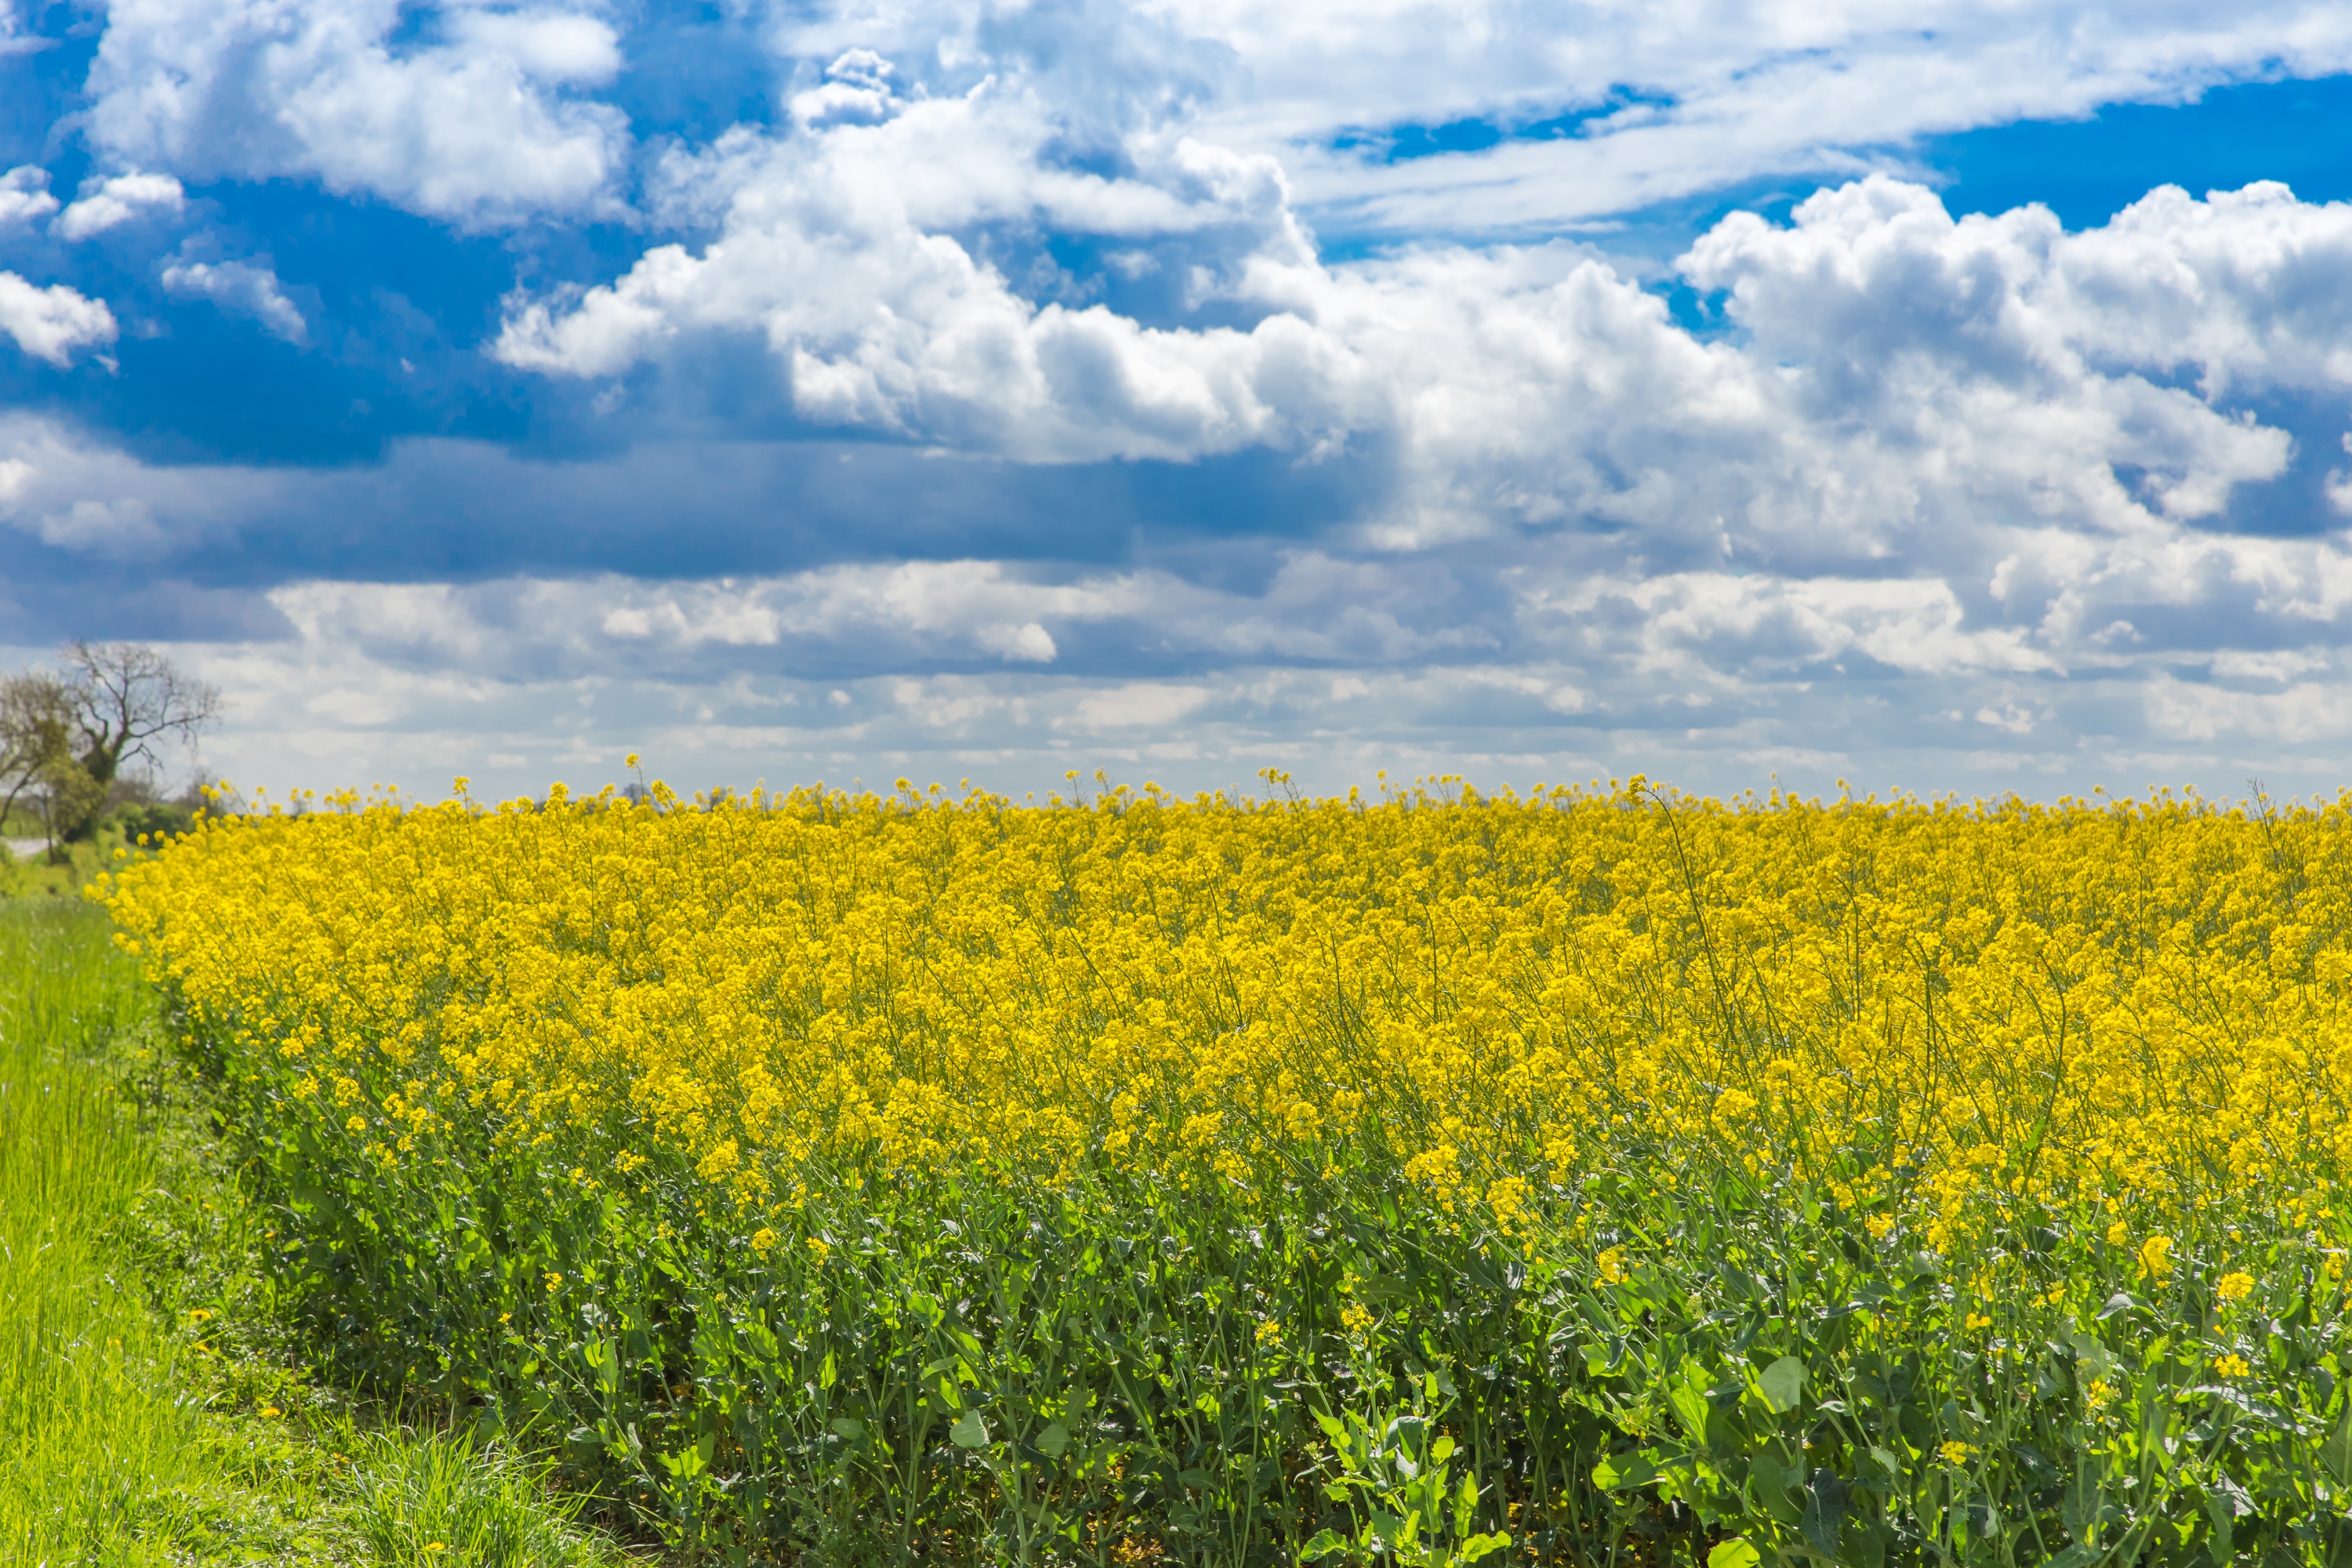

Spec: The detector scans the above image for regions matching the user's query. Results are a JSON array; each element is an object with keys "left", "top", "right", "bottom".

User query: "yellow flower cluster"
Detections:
[{"left": 99, "top": 777, "right": 2352, "bottom": 1236}]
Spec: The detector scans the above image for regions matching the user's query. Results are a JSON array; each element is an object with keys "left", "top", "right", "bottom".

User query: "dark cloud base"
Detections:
[{"left": 2, "top": 430, "right": 1406, "bottom": 642}]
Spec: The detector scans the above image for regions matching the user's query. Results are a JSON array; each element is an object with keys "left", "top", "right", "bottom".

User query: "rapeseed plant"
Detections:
[{"left": 99, "top": 775, "right": 2352, "bottom": 1563}]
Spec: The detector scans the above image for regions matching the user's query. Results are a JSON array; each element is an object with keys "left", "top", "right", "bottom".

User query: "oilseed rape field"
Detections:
[{"left": 96, "top": 775, "right": 2352, "bottom": 1566}]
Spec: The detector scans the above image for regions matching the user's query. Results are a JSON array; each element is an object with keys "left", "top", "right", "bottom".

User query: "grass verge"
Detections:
[{"left": 0, "top": 898, "right": 639, "bottom": 1566}]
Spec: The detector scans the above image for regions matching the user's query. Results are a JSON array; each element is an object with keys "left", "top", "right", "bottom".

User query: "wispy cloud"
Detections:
[{"left": 161, "top": 256, "right": 307, "bottom": 343}]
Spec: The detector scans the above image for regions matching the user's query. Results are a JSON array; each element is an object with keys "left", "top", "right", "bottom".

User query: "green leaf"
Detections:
[
  {"left": 1316, "top": 1411, "right": 1348, "bottom": 1443},
  {"left": 1708, "top": 1541, "right": 1762, "bottom": 1568},
  {"left": 1801, "top": 1470, "right": 1848, "bottom": 1558},
  {"left": 1036, "top": 1421, "right": 1069, "bottom": 1459},
  {"left": 2325, "top": 1404, "right": 2352, "bottom": 1486},
  {"left": 1668, "top": 1362, "right": 1714, "bottom": 1443},
  {"left": 2059, "top": 1479, "right": 2105, "bottom": 1542},
  {"left": 1458, "top": 1533, "right": 1512, "bottom": 1563},
  {"left": 1759, "top": 1356, "right": 1806, "bottom": 1414},
  {"left": 2201, "top": 1487, "right": 2234, "bottom": 1559},
  {"left": 1431, "top": 1433, "right": 1455, "bottom": 1464},
  {"left": 828, "top": 1416, "right": 865, "bottom": 1440},
  {"left": 1298, "top": 1528, "right": 1349, "bottom": 1562},
  {"left": 1593, "top": 1452, "right": 1656, "bottom": 1492},
  {"left": 949, "top": 1411, "right": 989, "bottom": 1449}
]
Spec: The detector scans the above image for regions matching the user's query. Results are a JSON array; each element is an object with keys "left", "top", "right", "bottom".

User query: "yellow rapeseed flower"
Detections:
[{"left": 95, "top": 775, "right": 2352, "bottom": 1346}]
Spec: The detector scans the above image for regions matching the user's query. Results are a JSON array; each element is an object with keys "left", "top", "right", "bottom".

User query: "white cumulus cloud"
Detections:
[
  {"left": 0, "top": 276, "right": 118, "bottom": 365},
  {"left": 56, "top": 170, "right": 184, "bottom": 239},
  {"left": 498, "top": 169, "right": 2329, "bottom": 585},
  {"left": 494, "top": 83, "right": 1366, "bottom": 461},
  {"left": 0, "top": 165, "right": 58, "bottom": 227},
  {"left": 86, "top": 0, "right": 627, "bottom": 223}
]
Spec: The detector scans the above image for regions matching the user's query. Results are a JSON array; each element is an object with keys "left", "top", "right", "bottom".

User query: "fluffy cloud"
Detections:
[
  {"left": 499, "top": 167, "right": 2326, "bottom": 585},
  {"left": 56, "top": 171, "right": 185, "bottom": 239},
  {"left": 0, "top": 166, "right": 58, "bottom": 227},
  {"left": 56, "top": 0, "right": 2352, "bottom": 238},
  {"left": 26, "top": 0, "right": 2352, "bottom": 800},
  {"left": 85, "top": 0, "right": 626, "bottom": 222},
  {"left": 0, "top": 277, "right": 118, "bottom": 365},
  {"left": 161, "top": 256, "right": 307, "bottom": 342},
  {"left": 496, "top": 74, "right": 1359, "bottom": 461},
  {"left": 37, "top": 171, "right": 2352, "bottom": 681}
]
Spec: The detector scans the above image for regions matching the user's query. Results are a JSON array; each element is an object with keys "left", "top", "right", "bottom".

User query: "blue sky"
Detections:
[{"left": 6, "top": 0, "right": 2352, "bottom": 802}]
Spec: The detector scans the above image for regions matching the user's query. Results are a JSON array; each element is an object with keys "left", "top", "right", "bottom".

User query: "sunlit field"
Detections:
[{"left": 100, "top": 775, "right": 2352, "bottom": 1564}]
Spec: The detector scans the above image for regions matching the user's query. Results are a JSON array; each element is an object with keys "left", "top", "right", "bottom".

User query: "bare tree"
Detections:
[
  {"left": 0, "top": 644, "right": 221, "bottom": 850},
  {"left": 60, "top": 641, "right": 223, "bottom": 793}
]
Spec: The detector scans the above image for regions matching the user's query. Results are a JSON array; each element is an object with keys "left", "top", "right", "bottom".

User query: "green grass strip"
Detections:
[
  {"left": 0, "top": 900, "right": 640, "bottom": 1566},
  {"left": 0, "top": 900, "right": 211, "bottom": 1563}
]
